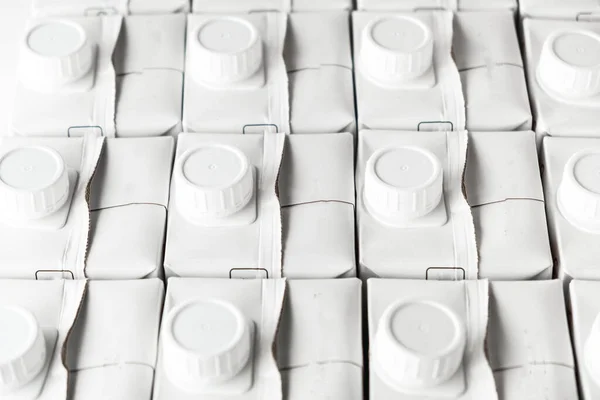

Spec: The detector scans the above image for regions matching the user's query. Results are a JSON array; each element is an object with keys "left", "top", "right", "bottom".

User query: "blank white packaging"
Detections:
[
  {"left": 367, "top": 279, "right": 497, "bottom": 400},
  {"left": 277, "top": 279, "right": 363, "bottom": 400},
  {"left": 191, "top": 0, "right": 353, "bottom": 12},
  {"left": 353, "top": 10, "right": 465, "bottom": 132},
  {"left": 488, "top": 281, "right": 578, "bottom": 399},
  {"left": 11, "top": 14, "right": 185, "bottom": 138},
  {"left": 523, "top": 19, "right": 600, "bottom": 144},
  {"left": 0, "top": 136, "right": 173, "bottom": 280},
  {"left": 356, "top": 129, "right": 478, "bottom": 280},
  {"left": 66, "top": 280, "right": 164, "bottom": 400},
  {"left": 569, "top": 280, "right": 600, "bottom": 400},
  {"left": 31, "top": 0, "right": 190, "bottom": 16},
  {"left": 183, "top": 13, "right": 290, "bottom": 134},
  {"left": 541, "top": 137, "right": 600, "bottom": 284},
  {"left": 0, "top": 279, "right": 86, "bottom": 400},
  {"left": 465, "top": 131, "right": 553, "bottom": 280},
  {"left": 453, "top": 12, "right": 531, "bottom": 131},
  {"left": 357, "top": 0, "right": 517, "bottom": 11},
  {"left": 520, "top": 0, "right": 600, "bottom": 20},
  {"left": 152, "top": 278, "right": 286, "bottom": 399},
  {"left": 284, "top": 12, "right": 355, "bottom": 134}
]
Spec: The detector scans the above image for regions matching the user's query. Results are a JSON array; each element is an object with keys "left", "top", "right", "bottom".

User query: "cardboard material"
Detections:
[
  {"left": 277, "top": 279, "right": 363, "bottom": 400},
  {"left": 454, "top": 12, "right": 532, "bottom": 131},
  {"left": 367, "top": 279, "right": 496, "bottom": 399},
  {"left": 66, "top": 280, "right": 164, "bottom": 400},
  {"left": 280, "top": 133, "right": 356, "bottom": 278},
  {"left": 183, "top": 13, "right": 289, "bottom": 134},
  {"left": 569, "top": 280, "right": 600, "bottom": 400},
  {"left": 488, "top": 281, "right": 578, "bottom": 400},
  {"left": 153, "top": 278, "right": 286, "bottom": 400},
  {"left": 542, "top": 137, "right": 600, "bottom": 284},
  {"left": 465, "top": 131, "right": 553, "bottom": 280},
  {"left": 192, "top": 0, "right": 353, "bottom": 12},
  {"left": 86, "top": 137, "right": 174, "bottom": 279},
  {"left": 32, "top": 0, "right": 190, "bottom": 16},
  {"left": 520, "top": 0, "right": 600, "bottom": 20},
  {"left": 0, "top": 279, "right": 86, "bottom": 400},
  {"left": 353, "top": 11, "right": 465, "bottom": 132},
  {"left": 523, "top": 19, "right": 600, "bottom": 144},
  {"left": 356, "top": 129, "right": 478, "bottom": 280},
  {"left": 12, "top": 16, "right": 121, "bottom": 137},
  {"left": 284, "top": 12, "right": 355, "bottom": 134},
  {"left": 357, "top": 0, "right": 517, "bottom": 12}
]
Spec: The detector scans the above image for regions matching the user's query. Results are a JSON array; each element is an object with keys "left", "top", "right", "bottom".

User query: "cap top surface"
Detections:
[
  {"left": 0, "top": 307, "right": 37, "bottom": 364},
  {"left": 0, "top": 147, "right": 64, "bottom": 191},
  {"left": 573, "top": 153, "right": 600, "bottom": 194},
  {"left": 198, "top": 18, "right": 256, "bottom": 54},
  {"left": 182, "top": 146, "right": 247, "bottom": 189},
  {"left": 374, "top": 147, "right": 437, "bottom": 189},
  {"left": 553, "top": 32, "right": 600, "bottom": 68},
  {"left": 370, "top": 17, "right": 429, "bottom": 52},
  {"left": 27, "top": 21, "right": 85, "bottom": 57}
]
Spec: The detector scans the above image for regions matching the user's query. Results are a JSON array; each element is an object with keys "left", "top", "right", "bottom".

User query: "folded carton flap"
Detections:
[
  {"left": 293, "top": 0, "right": 353, "bottom": 10},
  {"left": 453, "top": 11, "right": 523, "bottom": 71},
  {"left": 465, "top": 131, "right": 544, "bottom": 206},
  {"left": 285, "top": 12, "right": 352, "bottom": 71},
  {"left": 520, "top": 0, "right": 600, "bottom": 18},
  {"left": 459, "top": 0, "right": 517, "bottom": 9},
  {"left": 90, "top": 137, "right": 174, "bottom": 210},
  {"left": 357, "top": 0, "right": 456, "bottom": 11},
  {"left": 114, "top": 14, "right": 186, "bottom": 74},
  {"left": 279, "top": 133, "right": 355, "bottom": 206},
  {"left": 488, "top": 281, "right": 575, "bottom": 370},
  {"left": 66, "top": 280, "right": 163, "bottom": 370},
  {"left": 31, "top": 0, "right": 128, "bottom": 16},
  {"left": 0, "top": 137, "right": 84, "bottom": 172},
  {"left": 276, "top": 279, "right": 362, "bottom": 368},
  {"left": 128, "top": 0, "right": 190, "bottom": 13},
  {"left": 192, "top": 0, "right": 287, "bottom": 12},
  {"left": 0, "top": 280, "right": 66, "bottom": 327}
]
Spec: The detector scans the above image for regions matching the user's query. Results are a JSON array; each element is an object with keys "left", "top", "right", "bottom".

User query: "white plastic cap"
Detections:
[
  {"left": 558, "top": 150, "right": 600, "bottom": 232},
  {"left": 21, "top": 20, "right": 94, "bottom": 91},
  {"left": 361, "top": 16, "right": 433, "bottom": 86},
  {"left": 175, "top": 144, "right": 254, "bottom": 221},
  {"left": 163, "top": 300, "right": 252, "bottom": 392},
  {"left": 0, "top": 146, "right": 70, "bottom": 221},
  {"left": 538, "top": 30, "right": 600, "bottom": 100},
  {"left": 365, "top": 146, "right": 443, "bottom": 222},
  {"left": 191, "top": 17, "right": 263, "bottom": 86},
  {"left": 585, "top": 313, "right": 600, "bottom": 384},
  {"left": 373, "top": 300, "right": 466, "bottom": 389},
  {"left": 0, "top": 306, "right": 46, "bottom": 394}
]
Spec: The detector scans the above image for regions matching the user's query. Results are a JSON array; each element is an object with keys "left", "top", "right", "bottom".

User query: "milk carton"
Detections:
[
  {"left": 285, "top": 12, "right": 356, "bottom": 134},
  {"left": 31, "top": 0, "right": 190, "bottom": 16},
  {"left": 153, "top": 278, "right": 286, "bottom": 399},
  {"left": 66, "top": 280, "right": 164, "bottom": 400},
  {"left": 0, "top": 136, "right": 173, "bottom": 280},
  {"left": 280, "top": 134, "right": 356, "bottom": 278},
  {"left": 569, "top": 280, "right": 600, "bottom": 400},
  {"left": 353, "top": 10, "right": 465, "bottom": 132},
  {"left": 356, "top": 129, "right": 478, "bottom": 280},
  {"left": 542, "top": 137, "right": 600, "bottom": 284},
  {"left": 192, "top": 0, "right": 353, "bottom": 12},
  {"left": 367, "top": 279, "right": 497, "bottom": 399},
  {"left": 11, "top": 14, "right": 185, "bottom": 138},
  {"left": 488, "top": 281, "right": 578, "bottom": 399},
  {"left": 165, "top": 132, "right": 355, "bottom": 279},
  {"left": 0, "top": 279, "right": 86, "bottom": 399},
  {"left": 183, "top": 13, "right": 289, "bottom": 134},
  {"left": 523, "top": 18, "right": 600, "bottom": 144},
  {"left": 465, "top": 131, "right": 553, "bottom": 280},
  {"left": 356, "top": 0, "right": 518, "bottom": 12},
  {"left": 277, "top": 279, "right": 363, "bottom": 399},
  {"left": 453, "top": 12, "right": 532, "bottom": 131},
  {"left": 520, "top": 0, "right": 600, "bottom": 20}
]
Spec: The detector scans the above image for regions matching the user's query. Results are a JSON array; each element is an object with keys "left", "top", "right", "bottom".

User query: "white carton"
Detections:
[
  {"left": 113, "top": 14, "right": 185, "bottom": 137},
  {"left": 465, "top": 131, "right": 553, "bottom": 280},
  {"left": 153, "top": 278, "right": 286, "bottom": 399},
  {"left": 280, "top": 133, "right": 356, "bottom": 278},
  {"left": 356, "top": 129, "right": 478, "bottom": 280},
  {"left": 367, "top": 279, "right": 496, "bottom": 399},
  {"left": 520, "top": 0, "right": 600, "bottom": 20},
  {"left": 523, "top": 18, "right": 600, "bottom": 144},
  {"left": 86, "top": 137, "right": 174, "bottom": 279},
  {"left": 11, "top": 16, "right": 121, "bottom": 137},
  {"left": 0, "top": 279, "right": 86, "bottom": 400},
  {"left": 488, "top": 281, "right": 578, "bottom": 399},
  {"left": 31, "top": 0, "right": 190, "bottom": 16},
  {"left": 66, "top": 280, "right": 164, "bottom": 400},
  {"left": 353, "top": 11, "right": 465, "bottom": 132},
  {"left": 192, "top": 0, "right": 353, "bottom": 12},
  {"left": 0, "top": 135, "right": 104, "bottom": 280},
  {"left": 284, "top": 12, "right": 355, "bottom": 134},
  {"left": 541, "top": 137, "right": 600, "bottom": 284},
  {"left": 277, "top": 279, "right": 363, "bottom": 400},
  {"left": 569, "top": 280, "right": 600, "bottom": 400},
  {"left": 453, "top": 12, "right": 532, "bottom": 131},
  {"left": 183, "top": 13, "right": 289, "bottom": 134},
  {"left": 164, "top": 133, "right": 285, "bottom": 279},
  {"left": 357, "top": 0, "right": 518, "bottom": 12}
]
